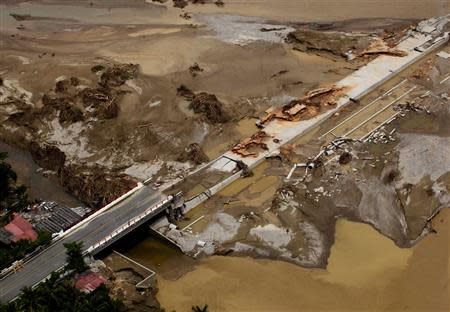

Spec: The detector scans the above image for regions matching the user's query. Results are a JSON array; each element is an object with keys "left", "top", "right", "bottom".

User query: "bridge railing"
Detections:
[{"left": 86, "top": 195, "right": 173, "bottom": 255}]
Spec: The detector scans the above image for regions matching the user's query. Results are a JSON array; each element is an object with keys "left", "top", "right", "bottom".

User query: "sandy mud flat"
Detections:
[{"left": 1, "top": 1, "right": 449, "bottom": 311}]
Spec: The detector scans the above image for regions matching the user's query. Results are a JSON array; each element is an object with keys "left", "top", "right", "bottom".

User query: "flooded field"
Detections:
[{"left": 156, "top": 209, "right": 449, "bottom": 312}]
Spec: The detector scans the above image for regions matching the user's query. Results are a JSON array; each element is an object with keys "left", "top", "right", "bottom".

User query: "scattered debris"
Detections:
[
  {"left": 59, "top": 163, "right": 137, "bottom": 209},
  {"left": 279, "top": 144, "right": 295, "bottom": 161},
  {"left": 412, "top": 59, "right": 434, "bottom": 79},
  {"left": 180, "top": 12, "right": 192, "bottom": 20},
  {"left": 393, "top": 101, "right": 425, "bottom": 112},
  {"left": 258, "top": 85, "right": 345, "bottom": 126},
  {"left": 338, "top": 152, "right": 353, "bottom": 165},
  {"left": 234, "top": 160, "right": 253, "bottom": 177},
  {"left": 344, "top": 50, "right": 356, "bottom": 61},
  {"left": 359, "top": 38, "right": 407, "bottom": 57},
  {"left": 189, "top": 63, "right": 204, "bottom": 77},
  {"left": 307, "top": 158, "right": 323, "bottom": 169},
  {"left": 29, "top": 142, "right": 66, "bottom": 170},
  {"left": 232, "top": 131, "right": 270, "bottom": 157},
  {"left": 189, "top": 92, "right": 230, "bottom": 123}
]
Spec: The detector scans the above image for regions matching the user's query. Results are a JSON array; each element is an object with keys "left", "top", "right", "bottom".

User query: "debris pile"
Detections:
[
  {"left": 338, "top": 152, "right": 353, "bottom": 165},
  {"left": 99, "top": 64, "right": 139, "bottom": 88},
  {"left": 189, "top": 92, "right": 230, "bottom": 123},
  {"left": 177, "top": 86, "right": 230, "bottom": 123},
  {"left": 393, "top": 101, "right": 425, "bottom": 113},
  {"left": 59, "top": 163, "right": 137, "bottom": 209},
  {"left": 258, "top": 85, "right": 345, "bottom": 126},
  {"left": 29, "top": 143, "right": 136, "bottom": 209},
  {"left": 365, "top": 127, "right": 397, "bottom": 144},
  {"left": 29, "top": 142, "right": 66, "bottom": 170},
  {"left": 189, "top": 63, "right": 204, "bottom": 77},
  {"left": 178, "top": 143, "right": 209, "bottom": 165},
  {"left": 411, "top": 59, "right": 434, "bottom": 79},
  {"left": 232, "top": 131, "right": 270, "bottom": 157},
  {"left": 177, "top": 84, "right": 195, "bottom": 99},
  {"left": 38, "top": 64, "right": 138, "bottom": 123},
  {"left": 359, "top": 38, "right": 407, "bottom": 57},
  {"left": 58, "top": 103, "right": 84, "bottom": 123}
]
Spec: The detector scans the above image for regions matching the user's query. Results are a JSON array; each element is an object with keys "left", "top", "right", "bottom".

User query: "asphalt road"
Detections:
[{"left": 0, "top": 186, "right": 163, "bottom": 303}]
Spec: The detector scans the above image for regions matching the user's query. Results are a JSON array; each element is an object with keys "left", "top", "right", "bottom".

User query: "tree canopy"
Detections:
[
  {"left": 0, "top": 272, "right": 124, "bottom": 312},
  {"left": 64, "top": 241, "right": 88, "bottom": 274},
  {"left": 0, "top": 152, "right": 28, "bottom": 216}
]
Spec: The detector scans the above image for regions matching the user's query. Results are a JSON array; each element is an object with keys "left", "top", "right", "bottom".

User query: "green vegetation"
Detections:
[
  {"left": 0, "top": 241, "right": 124, "bottom": 311},
  {"left": 0, "top": 231, "right": 52, "bottom": 271},
  {"left": 0, "top": 152, "right": 28, "bottom": 219},
  {"left": 0, "top": 272, "right": 124, "bottom": 312},
  {"left": 64, "top": 241, "right": 88, "bottom": 274},
  {"left": 0, "top": 152, "right": 51, "bottom": 271}
]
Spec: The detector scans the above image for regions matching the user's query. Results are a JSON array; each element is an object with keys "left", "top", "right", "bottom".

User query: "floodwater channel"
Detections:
[
  {"left": 117, "top": 210, "right": 449, "bottom": 312},
  {"left": 0, "top": 141, "right": 81, "bottom": 208}
]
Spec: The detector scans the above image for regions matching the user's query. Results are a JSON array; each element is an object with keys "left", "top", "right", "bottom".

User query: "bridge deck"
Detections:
[{"left": 0, "top": 186, "right": 168, "bottom": 302}]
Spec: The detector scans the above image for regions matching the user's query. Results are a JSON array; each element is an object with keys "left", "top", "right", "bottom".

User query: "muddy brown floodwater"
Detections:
[
  {"left": 154, "top": 209, "right": 449, "bottom": 312},
  {"left": 0, "top": 142, "right": 81, "bottom": 207}
]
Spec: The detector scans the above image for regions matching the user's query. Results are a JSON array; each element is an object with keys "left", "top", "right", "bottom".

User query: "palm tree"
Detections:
[
  {"left": 63, "top": 241, "right": 87, "bottom": 274},
  {"left": 18, "top": 287, "right": 42, "bottom": 312}
]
